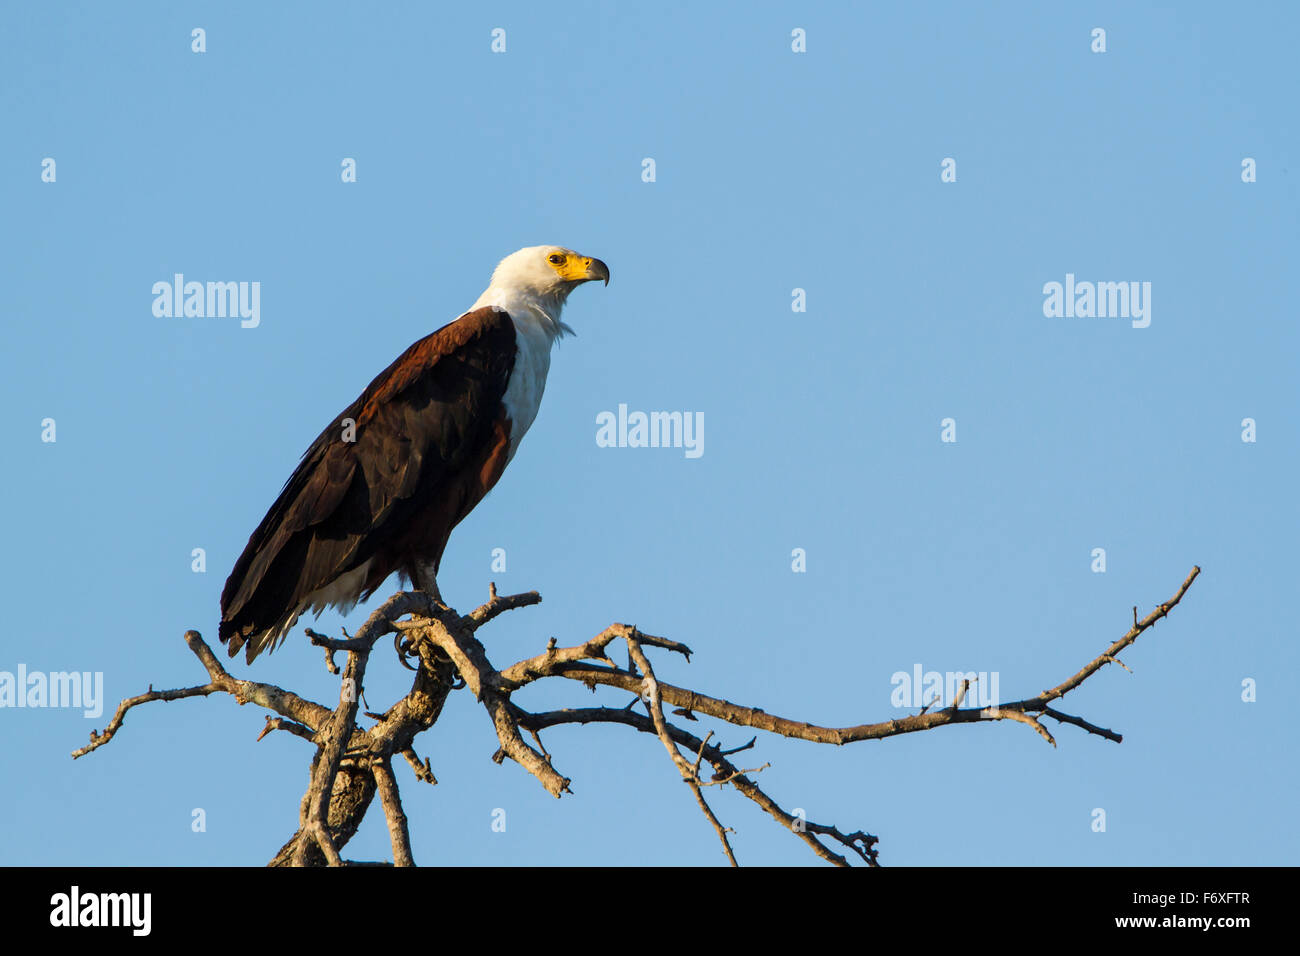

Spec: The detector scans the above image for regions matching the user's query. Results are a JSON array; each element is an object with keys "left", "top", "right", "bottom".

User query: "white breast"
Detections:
[
  {"left": 466, "top": 291, "right": 563, "bottom": 462},
  {"left": 500, "top": 316, "right": 553, "bottom": 460}
]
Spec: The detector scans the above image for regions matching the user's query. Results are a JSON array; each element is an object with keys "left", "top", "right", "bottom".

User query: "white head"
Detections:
[{"left": 472, "top": 245, "right": 609, "bottom": 340}]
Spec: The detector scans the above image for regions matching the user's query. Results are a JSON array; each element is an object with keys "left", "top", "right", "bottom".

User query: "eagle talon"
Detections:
[{"left": 392, "top": 632, "right": 419, "bottom": 671}]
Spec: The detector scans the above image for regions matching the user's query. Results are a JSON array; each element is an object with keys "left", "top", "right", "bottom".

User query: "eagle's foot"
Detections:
[{"left": 392, "top": 630, "right": 420, "bottom": 672}]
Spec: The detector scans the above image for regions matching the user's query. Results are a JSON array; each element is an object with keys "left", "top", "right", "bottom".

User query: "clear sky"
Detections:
[{"left": 1, "top": 2, "right": 1295, "bottom": 866}]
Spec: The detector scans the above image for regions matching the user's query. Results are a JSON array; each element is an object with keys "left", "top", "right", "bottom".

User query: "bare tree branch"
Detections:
[
  {"left": 372, "top": 755, "right": 414, "bottom": 867},
  {"left": 626, "top": 629, "right": 737, "bottom": 865},
  {"left": 514, "top": 704, "right": 879, "bottom": 867},
  {"left": 536, "top": 566, "right": 1202, "bottom": 748},
  {"left": 72, "top": 567, "right": 1201, "bottom": 866}
]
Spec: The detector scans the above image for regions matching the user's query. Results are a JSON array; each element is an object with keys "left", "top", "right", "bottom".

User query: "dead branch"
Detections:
[
  {"left": 372, "top": 755, "right": 414, "bottom": 867},
  {"left": 626, "top": 629, "right": 737, "bottom": 865},
  {"left": 527, "top": 566, "right": 1202, "bottom": 748},
  {"left": 72, "top": 567, "right": 1200, "bottom": 865}
]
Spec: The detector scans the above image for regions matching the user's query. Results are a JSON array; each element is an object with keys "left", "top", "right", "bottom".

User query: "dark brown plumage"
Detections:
[{"left": 219, "top": 307, "right": 517, "bottom": 662}]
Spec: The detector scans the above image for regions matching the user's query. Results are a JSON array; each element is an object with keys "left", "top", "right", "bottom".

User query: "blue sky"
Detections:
[{"left": 1, "top": 1, "right": 1295, "bottom": 866}]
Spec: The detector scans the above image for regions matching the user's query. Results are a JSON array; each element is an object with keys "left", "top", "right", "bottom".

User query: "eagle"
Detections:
[{"left": 219, "top": 245, "right": 609, "bottom": 662}]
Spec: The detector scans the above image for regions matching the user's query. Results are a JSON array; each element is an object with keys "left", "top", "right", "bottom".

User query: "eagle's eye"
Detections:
[{"left": 548, "top": 253, "right": 565, "bottom": 265}]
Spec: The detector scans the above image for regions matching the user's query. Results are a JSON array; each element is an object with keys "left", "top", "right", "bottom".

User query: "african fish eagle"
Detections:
[{"left": 219, "top": 245, "right": 609, "bottom": 662}]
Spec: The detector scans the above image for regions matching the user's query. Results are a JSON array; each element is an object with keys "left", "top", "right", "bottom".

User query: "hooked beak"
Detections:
[{"left": 583, "top": 257, "right": 610, "bottom": 286}]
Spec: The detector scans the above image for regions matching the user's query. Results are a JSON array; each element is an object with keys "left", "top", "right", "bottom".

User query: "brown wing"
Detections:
[{"left": 219, "top": 307, "right": 517, "bottom": 661}]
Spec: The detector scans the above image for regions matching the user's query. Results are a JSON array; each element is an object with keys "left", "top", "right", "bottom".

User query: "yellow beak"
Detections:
[{"left": 581, "top": 256, "right": 610, "bottom": 286}]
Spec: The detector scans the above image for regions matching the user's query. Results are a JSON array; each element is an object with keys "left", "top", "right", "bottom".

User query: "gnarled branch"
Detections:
[{"left": 72, "top": 568, "right": 1201, "bottom": 865}]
